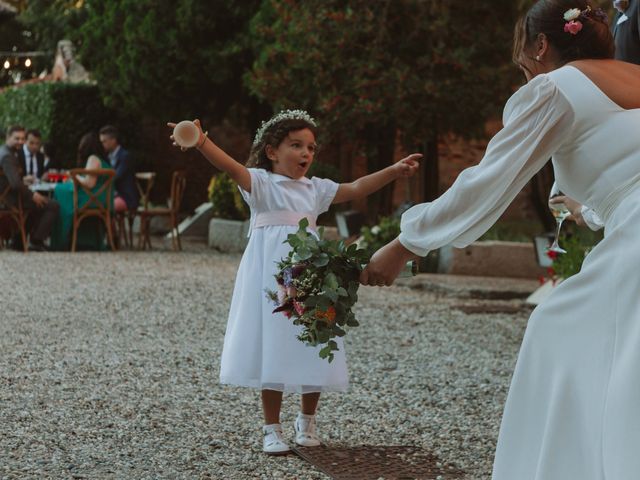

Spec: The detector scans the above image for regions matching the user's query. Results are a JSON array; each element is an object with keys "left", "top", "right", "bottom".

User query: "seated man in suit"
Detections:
[
  {"left": 0, "top": 125, "right": 59, "bottom": 251},
  {"left": 18, "top": 129, "right": 47, "bottom": 183},
  {"left": 99, "top": 125, "right": 139, "bottom": 212}
]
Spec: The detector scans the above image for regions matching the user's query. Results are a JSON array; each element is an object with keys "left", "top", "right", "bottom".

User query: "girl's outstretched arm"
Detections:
[
  {"left": 168, "top": 119, "right": 252, "bottom": 192},
  {"left": 332, "top": 153, "right": 421, "bottom": 204}
]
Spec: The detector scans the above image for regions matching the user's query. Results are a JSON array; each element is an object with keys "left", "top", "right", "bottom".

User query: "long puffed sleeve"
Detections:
[
  {"left": 399, "top": 74, "right": 575, "bottom": 257},
  {"left": 580, "top": 205, "right": 605, "bottom": 231}
]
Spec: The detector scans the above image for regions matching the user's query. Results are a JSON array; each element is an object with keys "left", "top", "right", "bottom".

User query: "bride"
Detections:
[{"left": 361, "top": 1, "right": 640, "bottom": 479}]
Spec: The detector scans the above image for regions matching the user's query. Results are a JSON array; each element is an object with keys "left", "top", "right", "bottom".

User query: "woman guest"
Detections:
[{"left": 50, "top": 132, "right": 114, "bottom": 251}]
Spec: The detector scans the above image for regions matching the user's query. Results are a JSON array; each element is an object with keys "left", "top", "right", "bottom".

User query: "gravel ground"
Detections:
[{"left": 0, "top": 242, "right": 538, "bottom": 479}]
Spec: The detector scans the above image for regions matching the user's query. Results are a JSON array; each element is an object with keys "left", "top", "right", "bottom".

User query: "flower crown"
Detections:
[
  {"left": 563, "top": 6, "right": 608, "bottom": 35},
  {"left": 252, "top": 109, "right": 317, "bottom": 147}
]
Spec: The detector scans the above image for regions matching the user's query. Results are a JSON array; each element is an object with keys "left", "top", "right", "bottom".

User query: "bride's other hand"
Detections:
[
  {"left": 360, "top": 238, "right": 417, "bottom": 286},
  {"left": 549, "top": 195, "right": 586, "bottom": 227}
]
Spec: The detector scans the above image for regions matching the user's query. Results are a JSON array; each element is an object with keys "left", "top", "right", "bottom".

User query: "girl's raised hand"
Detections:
[
  {"left": 394, "top": 153, "right": 422, "bottom": 178},
  {"left": 167, "top": 119, "right": 204, "bottom": 151}
]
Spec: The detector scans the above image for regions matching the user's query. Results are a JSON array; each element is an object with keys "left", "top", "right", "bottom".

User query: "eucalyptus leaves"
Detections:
[{"left": 266, "top": 218, "right": 369, "bottom": 362}]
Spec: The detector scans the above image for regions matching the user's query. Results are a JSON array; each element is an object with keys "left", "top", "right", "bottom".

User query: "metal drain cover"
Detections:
[{"left": 292, "top": 445, "right": 465, "bottom": 479}]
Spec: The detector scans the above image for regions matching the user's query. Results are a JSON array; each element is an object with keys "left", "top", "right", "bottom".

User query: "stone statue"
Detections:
[{"left": 52, "top": 39, "right": 90, "bottom": 83}]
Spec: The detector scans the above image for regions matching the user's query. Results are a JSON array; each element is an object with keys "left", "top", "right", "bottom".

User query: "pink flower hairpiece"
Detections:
[
  {"left": 563, "top": 8, "right": 584, "bottom": 34},
  {"left": 563, "top": 5, "right": 609, "bottom": 35}
]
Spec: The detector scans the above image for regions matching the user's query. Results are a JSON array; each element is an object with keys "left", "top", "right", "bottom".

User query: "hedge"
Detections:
[{"left": 0, "top": 82, "right": 112, "bottom": 168}]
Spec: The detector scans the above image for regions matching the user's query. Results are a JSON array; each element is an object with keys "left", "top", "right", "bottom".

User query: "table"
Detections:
[{"left": 29, "top": 182, "right": 58, "bottom": 195}]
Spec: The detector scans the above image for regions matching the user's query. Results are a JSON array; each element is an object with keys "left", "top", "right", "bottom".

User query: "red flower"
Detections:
[
  {"left": 546, "top": 250, "right": 559, "bottom": 260},
  {"left": 293, "top": 300, "right": 306, "bottom": 316}
]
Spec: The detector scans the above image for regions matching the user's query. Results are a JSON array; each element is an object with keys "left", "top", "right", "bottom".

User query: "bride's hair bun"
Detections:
[{"left": 513, "top": 0, "right": 614, "bottom": 66}]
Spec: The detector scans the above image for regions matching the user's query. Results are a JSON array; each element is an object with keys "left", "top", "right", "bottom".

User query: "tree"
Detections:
[
  {"left": 69, "top": 0, "right": 260, "bottom": 124},
  {"left": 247, "top": 0, "right": 523, "bottom": 216},
  {"left": 18, "top": 0, "right": 87, "bottom": 55},
  {"left": 15, "top": 0, "right": 263, "bottom": 210}
]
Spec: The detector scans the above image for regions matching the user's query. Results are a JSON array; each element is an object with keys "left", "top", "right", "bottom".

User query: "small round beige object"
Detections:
[{"left": 173, "top": 120, "right": 200, "bottom": 148}]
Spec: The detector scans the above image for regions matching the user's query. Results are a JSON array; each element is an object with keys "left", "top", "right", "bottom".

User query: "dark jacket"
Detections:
[
  {"left": 613, "top": 0, "right": 640, "bottom": 65},
  {"left": 17, "top": 147, "right": 47, "bottom": 180},
  {"left": 0, "top": 144, "right": 34, "bottom": 208},
  {"left": 111, "top": 147, "right": 139, "bottom": 209}
]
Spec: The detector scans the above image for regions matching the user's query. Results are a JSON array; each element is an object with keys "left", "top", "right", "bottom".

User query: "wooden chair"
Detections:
[
  {"left": 138, "top": 171, "right": 186, "bottom": 251},
  {"left": 70, "top": 168, "right": 116, "bottom": 252},
  {"left": 0, "top": 168, "right": 29, "bottom": 252},
  {"left": 115, "top": 172, "right": 156, "bottom": 249}
]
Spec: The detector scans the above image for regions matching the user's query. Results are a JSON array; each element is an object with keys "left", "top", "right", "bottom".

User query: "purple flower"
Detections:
[{"left": 283, "top": 264, "right": 306, "bottom": 287}]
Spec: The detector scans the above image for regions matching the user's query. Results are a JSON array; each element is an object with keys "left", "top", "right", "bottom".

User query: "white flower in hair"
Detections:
[
  {"left": 252, "top": 109, "right": 317, "bottom": 147},
  {"left": 563, "top": 8, "right": 582, "bottom": 21}
]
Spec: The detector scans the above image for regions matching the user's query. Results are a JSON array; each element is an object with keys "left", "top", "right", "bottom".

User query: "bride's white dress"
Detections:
[{"left": 399, "top": 65, "right": 640, "bottom": 479}]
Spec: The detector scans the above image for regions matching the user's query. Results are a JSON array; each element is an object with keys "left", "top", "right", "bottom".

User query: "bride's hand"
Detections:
[
  {"left": 549, "top": 195, "right": 586, "bottom": 227},
  {"left": 167, "top": 119, "right": 204, "bottom": 151},
  {"left": 360, "top": 238, "right": 417, "bottom": 286}
]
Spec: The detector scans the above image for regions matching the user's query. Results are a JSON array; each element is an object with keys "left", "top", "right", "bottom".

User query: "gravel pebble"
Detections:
[{"left": 0, "top": 243, "right": 536, "bottom": 479}]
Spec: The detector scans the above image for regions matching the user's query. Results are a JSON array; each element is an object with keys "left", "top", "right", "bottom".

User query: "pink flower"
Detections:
[
  {"left": 286, "top": 286, "right": 297, "bottom": 298},
  {"left": 564, "top": 20, "right": 583, "bottom": 35},
  {"left": 277, "top": 285, "right": 287, "bottom": 304},
  {"left": 293, "top": 300, "right": 306, "bottom": 316}
]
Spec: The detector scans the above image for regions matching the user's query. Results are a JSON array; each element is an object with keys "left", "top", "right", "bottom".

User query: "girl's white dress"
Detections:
[
  {"left": 399, "top": 66, "right": 640, "bottom": 479},
  {"left": 219, "top": 169, "right": 348, "bottom": 394}
]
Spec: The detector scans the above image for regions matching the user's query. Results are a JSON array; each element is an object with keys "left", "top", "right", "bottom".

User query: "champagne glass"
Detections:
[
  {"left": 397, "top": 260, "right": 418, "bottom": 278},
  {"left": 548, "top": 185, "right": 570, "bottom": 254}
]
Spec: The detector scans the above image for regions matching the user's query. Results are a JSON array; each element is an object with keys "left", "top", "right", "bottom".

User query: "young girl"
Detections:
[{"left": 169, "top": 110, "right": 420, "bottom": 454}]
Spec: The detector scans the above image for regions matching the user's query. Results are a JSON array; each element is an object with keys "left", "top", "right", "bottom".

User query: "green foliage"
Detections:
[
  {"left": 358, "top": 216, "right": 400, "bottom": 257},
  {"left": 67, "top": 0, "right": 260, "bottom": 123},
  {"left": 552, "top": 229, "right": 603, "bottom": 278},
  {"left": 18, "top": 0, "right": 87, "bottom": 54},
  {"left": 0, "top": 82, "right": 110, "bottom": 167},
  {"left": 480, "top": 220, "right": 546, "bottom": 243},
  {"left": 207, "top": 172, "right": 249, "bottom": 221},
  {"left": 267, "top": 219, "right": 370, "bottom": 363},
  {"left": 246, "top": 0, "right": 521, "bottom": 148},
  {"left": 307, "top": 161, "right": 341, "bottom": 183}
]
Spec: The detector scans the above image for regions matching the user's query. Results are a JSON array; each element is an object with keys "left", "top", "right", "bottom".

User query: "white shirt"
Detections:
[
  {"left": 22, "top": 144, "right": 39, "bottom": 178},
  {"left": 108, "top": 145, "right": 121, "bottom": 168}
]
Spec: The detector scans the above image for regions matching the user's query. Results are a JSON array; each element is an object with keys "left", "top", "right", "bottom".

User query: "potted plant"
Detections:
[{"left": 207, "top": 172, "right": 251, "bottom": 252}]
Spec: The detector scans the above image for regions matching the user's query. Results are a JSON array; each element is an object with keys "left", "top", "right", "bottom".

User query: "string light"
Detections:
[
  {"left": 24, "top": 58, "right": 31, "bottom": 68},
  {"left": 3, "top": 60, "right": 9, "bottom": 69}
]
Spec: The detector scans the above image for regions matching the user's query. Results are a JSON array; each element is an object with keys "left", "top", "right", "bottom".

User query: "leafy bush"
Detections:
[
  {"left": 552, "top": 229, "right": 602, "bottom": 279},
  {"left": 358, "top": 215, "right": 400, "bottom": 257},
  {"left": 0, "top": 82, "right": 111, "bottom": 168},
  {"left": 480, "top": 220, "right": 545, "bottom": 243},
  {"left": 208, "top": 172, "right": 249, "bottom": 220},
  {"left": 308, "top": 161, "right": 341, "bottom": 183}
]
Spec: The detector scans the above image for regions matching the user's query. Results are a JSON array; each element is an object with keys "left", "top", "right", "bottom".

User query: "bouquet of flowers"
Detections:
[{"left": 266, "top": 219, "right": 369, "bottom": 363}]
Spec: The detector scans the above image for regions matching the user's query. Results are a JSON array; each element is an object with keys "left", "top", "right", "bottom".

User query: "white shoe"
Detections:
[
  {"left": 263, "top": 424, "right": 290, "bottom": 455},
  {"left": 294, "top": 412, "right": 321, "bottom": 447}
]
